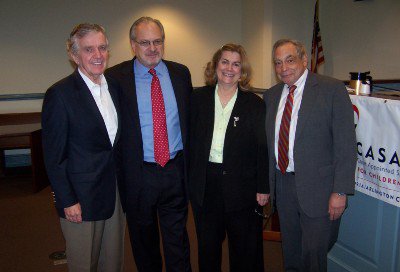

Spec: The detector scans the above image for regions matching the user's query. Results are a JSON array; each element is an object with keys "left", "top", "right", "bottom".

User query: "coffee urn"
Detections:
[{"left": 349, "top": 71, "right": 372, "bottom": 95}]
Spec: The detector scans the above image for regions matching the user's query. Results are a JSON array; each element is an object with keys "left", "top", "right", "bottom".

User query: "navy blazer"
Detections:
[
  {"left": 42, "top": 70, "right": 122, "bottom": 221},
  {"left": 105, "top": 58, "right": 192, "bottom": 213},
  {"left": 189, "top": 86, "right": 269, "bottom": 212}
]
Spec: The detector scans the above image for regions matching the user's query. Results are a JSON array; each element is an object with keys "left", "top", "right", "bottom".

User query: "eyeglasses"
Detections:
[{"left": 135, "top": 39, "right": 164, "bottom": 48}]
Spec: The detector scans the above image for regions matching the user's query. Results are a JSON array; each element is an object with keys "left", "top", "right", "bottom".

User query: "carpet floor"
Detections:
[{"left": 0, "top": 170, "right": 284, "bottom": 272}]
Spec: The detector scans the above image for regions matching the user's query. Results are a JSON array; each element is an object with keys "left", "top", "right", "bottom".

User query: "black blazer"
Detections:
[
  {"left": 42, "top": 70, "right": 121, "bottom": 221},
  {"left": 189, "top": 86, "right": 269, "bottom": 212},
  {"left": 105, "top": 58, "right": 193, "bottom": 213}
]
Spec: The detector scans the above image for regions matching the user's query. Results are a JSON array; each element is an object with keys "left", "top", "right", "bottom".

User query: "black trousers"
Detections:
[
  {"left": 193, "top": 162, "right": 264, "bottom": 272},
  {"left": 275, "top": 170, "right": 341, "bottom": 272},
  {"left": 126, "top": 154, "right": 191, "bottom": 272}
]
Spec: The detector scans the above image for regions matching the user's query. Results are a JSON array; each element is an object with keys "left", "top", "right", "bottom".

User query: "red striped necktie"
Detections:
[
  {"left": 278, "top": 85, "right": 297, "bottom": 173},
  {"left": 149, "top": 68, "right": 170, "bottom": 167}
]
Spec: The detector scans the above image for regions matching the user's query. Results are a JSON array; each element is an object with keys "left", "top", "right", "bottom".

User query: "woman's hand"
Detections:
[{"left": 256, "top": 193, "right": 270, "bottom": 206}]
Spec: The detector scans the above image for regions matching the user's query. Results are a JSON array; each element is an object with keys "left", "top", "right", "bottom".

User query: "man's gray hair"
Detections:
[
  {"left": 129, "top": 16, "right": 165, "bottom": 41},
  {"left": 66, "top": 23, "right": 108, "bottom": 55},
  {"left": 272, "top": 39, "right": 307, "bottom": 60}
]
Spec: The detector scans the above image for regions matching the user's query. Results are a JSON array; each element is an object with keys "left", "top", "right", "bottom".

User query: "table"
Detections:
[{"left": 0, "top": 121, "right": 48, "bottom": 192}]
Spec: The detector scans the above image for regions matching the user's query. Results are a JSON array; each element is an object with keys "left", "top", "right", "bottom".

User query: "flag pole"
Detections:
[{"left": 311, "top": 0, "right": 325, "bottom": 73}]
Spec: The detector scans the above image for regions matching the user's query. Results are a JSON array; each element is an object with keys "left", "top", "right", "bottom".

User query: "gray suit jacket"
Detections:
[{"left": 263, "top": 71, "right": 356, "bottom": 218}]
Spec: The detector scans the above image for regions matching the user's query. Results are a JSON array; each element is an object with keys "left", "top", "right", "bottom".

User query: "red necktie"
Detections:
[
  {"left": 278, "top": 85, "right": 297, "bottom": 173},
  {"left": 149, "top": 68, "right": 170, "bottom": 167}
]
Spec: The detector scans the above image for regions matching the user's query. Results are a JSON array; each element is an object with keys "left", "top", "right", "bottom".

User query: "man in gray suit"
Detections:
[{"left": 263, "top": 39, "right": 356, "bottom": 272}]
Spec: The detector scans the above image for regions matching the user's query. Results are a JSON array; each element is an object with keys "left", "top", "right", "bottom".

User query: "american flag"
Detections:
[{"left": 311, "top": 0, "right": 324, "bottom": 73}]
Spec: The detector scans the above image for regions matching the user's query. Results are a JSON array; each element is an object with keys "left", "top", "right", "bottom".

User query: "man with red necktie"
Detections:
[
  {"left": 106, "top": 17, "right": 192, "bottom": 272},
  {"left": 264, "top": 39, "right": 356, "bottom": 272}
]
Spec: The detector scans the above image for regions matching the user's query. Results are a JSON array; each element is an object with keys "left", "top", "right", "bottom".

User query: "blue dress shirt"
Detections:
[{"left": 134, "top": 59, "right": 183, "bottom": 162}]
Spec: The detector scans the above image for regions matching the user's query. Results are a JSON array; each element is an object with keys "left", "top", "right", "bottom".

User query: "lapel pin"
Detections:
[{"left": 233, "top": 116, "right": 239, "bottom": 127}]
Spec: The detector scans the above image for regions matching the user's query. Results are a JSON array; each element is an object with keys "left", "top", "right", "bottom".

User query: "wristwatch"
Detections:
[{"left": 337, "top": 193, "right": 346, "bottom": 196}]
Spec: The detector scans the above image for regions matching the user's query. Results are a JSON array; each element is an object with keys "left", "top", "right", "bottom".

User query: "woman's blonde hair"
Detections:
[{"left": 204, "top": 43, "right": 252, "bottom": 90}]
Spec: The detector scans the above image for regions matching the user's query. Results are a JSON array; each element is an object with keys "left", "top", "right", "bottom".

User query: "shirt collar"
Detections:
[
  {"left": 214, "top": 85, "right": 238, "bottom": 112},
  {"left": 285, "top": 69, "right": 308, "bottom": 90},
  {"left": 134, "top": 59, "right": 167, "bottom": 78},
  {"left": 78, "top": 68, "right": 107, "bottom": 90}
]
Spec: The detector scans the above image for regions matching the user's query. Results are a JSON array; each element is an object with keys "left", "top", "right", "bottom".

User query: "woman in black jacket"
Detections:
[{"left": 189, "top": 43, "right": 269, "bottom": 271}]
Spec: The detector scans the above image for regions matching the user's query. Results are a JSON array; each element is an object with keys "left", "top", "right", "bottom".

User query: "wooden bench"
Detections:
[{"left": 0, "top": 112, "right": 49, "bottom": 192}]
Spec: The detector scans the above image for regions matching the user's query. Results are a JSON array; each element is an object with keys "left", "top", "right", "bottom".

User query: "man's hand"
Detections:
[
  {"left": 328, "top": 193, "right": 346, "bottom": 220},
  {"left": 64, "top": 203, "right": 82, "bottom": 223},
  {"left": 257, "top": 193, "right": 270, "bottom": 206}
]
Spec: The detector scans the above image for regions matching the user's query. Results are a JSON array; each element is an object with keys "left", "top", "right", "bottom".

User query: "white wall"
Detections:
[
  {"left": 269, "top": 0, "right": 314, "bottom": 86},
  {"left": 1, "top": 0, "right": 400, "bottom": 113},
  {"left": 242, "top": 0, "right": 269, "bottom": 88},
  {"left": 0, "top": 100, "right": 43, "bottom": 114},
  {"left": 321, "top": 0, "right": 400, "bottom": 80},
  {"left": 243, "top": 0, "right": 400, "bottom": 86},
  {"left": 0, "top": 0, "right": 242, "bottom": 95},
  {"left": 242, "top": 0, "right": 314, "bottom": 88}
]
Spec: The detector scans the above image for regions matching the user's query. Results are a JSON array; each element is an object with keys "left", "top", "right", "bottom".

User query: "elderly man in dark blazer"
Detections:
[
  {"left": 42, "top": 23, "right": 125, "bottom": 271},
  {"left": 106, "top": 17, "right": 192, "bottom": 272},
  {"left": 263, "top": 39, "right": 356, "bottom": 272}
]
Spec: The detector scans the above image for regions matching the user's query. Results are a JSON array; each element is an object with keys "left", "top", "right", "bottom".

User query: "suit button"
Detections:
[{"left": 222, "top": 170, "right": 228, "bottom": 175}]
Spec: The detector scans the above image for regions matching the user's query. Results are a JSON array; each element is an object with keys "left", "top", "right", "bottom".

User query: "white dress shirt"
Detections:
[
  {"left": 274, "top": 69, "right": 308, "bottom": 172},
  {"left": 78, "top": 69, "right": 118, "bottom": 146}
]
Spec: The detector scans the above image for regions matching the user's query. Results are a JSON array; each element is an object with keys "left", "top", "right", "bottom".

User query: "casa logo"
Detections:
[{"left": 353, "top": 104, "right": 359, "bottom": 128}]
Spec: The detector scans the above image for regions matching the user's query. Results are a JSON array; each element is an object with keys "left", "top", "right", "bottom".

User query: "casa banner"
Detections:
[{"left": 351, "top": 95, "right": 400, "bottom": 207}]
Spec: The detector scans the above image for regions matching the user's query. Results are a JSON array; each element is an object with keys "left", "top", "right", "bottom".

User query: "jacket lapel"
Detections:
[
  {"left": 202, "top": 86, "right": 216, "bottom": 154},
  {"left": 268, "top": 83, "right": 284, "bottom": 145},
  {"left": 295, "top": 72, "right": 319, "bottom": 141},
  {"left": 223, "top": 89, "right": 247, "bottom": 158},
  {"left": 72, "top": 70, "right": 111, "bottom": 145},
  {"left": 107, "top": 80, "right": 121, "bottom": 145},
  {"left": 121, "top": 60, "right": 141, "bottom": 127},
  {"left": 119, "top": 59, "right": 144, "bottom": 155},
  {"left": 165, "top": 61, "right": 188, "bottom": 146}
]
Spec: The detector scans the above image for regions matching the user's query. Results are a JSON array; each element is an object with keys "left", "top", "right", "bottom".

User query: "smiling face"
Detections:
[
  {"left": 71, "top": 31, "right": 108, "bottom": 84},
  {"left": 216, "top": 51, "right": 242, "bottom": 89},
  {"left": 131, "top": 21, "right": 164, "bottom": 69},
  {"left": 273, "top": 43, "right": 307, "bottom": 86}
]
